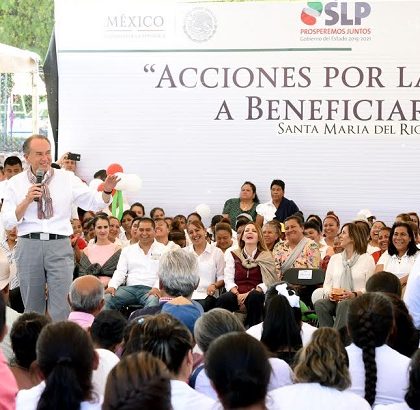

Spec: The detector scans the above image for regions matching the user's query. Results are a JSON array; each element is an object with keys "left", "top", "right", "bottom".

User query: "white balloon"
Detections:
[
  {"left": 88, "top": 178, "right": 102, "bottom": 192},
  {"left": 115, "top": 173, "right": 142, "bottom": 192},
  {"left": 195, "top": 203, "right": 211, "bottom": 219}
]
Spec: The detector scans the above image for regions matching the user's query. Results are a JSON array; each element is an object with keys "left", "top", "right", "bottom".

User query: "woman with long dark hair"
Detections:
[
  {"left": 16, "top": 321, "right": 101, "bottom": 410},
  {"left": 346, "top": 292, "right": 410, "bottom": 406}
]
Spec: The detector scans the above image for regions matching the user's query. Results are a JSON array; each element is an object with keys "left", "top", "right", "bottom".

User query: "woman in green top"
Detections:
[{"left": 223, "top": 181, "right": 260, "bottom": 224}]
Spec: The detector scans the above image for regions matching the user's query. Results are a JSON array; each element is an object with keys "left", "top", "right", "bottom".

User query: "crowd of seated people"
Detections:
[{"left": 1, "top": 166, "right": 420, "bottom": 408}]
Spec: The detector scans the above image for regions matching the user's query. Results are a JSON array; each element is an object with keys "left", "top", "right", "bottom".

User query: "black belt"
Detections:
[{"left": 20, "top": 233, "right": 68, "bottom": 240}]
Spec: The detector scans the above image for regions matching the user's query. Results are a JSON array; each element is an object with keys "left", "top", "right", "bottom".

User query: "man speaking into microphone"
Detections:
[{"left": 1, "top": 135, "right": 118, "bottom": 321}]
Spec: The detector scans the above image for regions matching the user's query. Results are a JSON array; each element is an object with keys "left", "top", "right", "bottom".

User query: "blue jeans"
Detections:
[{"left": 105, "top": 285, "right": 159, "bottom": 310}]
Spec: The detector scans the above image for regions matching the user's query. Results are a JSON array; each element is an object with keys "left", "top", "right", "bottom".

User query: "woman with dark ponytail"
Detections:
[
  {"left": 346, "top": 293, "right": 410, "bottom": 406},
  {"left": 16, "top": 321, "right": 101, "bottom": 410}
]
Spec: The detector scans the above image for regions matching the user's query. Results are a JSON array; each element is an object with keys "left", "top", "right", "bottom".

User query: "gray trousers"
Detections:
[
  {"left": 15, "top": 237, "right": 74, "bottom": 321},
  {"left": 314, "top": 298, "right": 352, "bottom": 330}
]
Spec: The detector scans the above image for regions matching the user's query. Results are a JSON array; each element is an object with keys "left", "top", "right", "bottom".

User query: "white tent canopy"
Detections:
[
  {"left": 0, "top": 43, "right": 43, "bottom": 135},
  {"left": 0, "top": 43, "right": 40, "bottom": 73}
]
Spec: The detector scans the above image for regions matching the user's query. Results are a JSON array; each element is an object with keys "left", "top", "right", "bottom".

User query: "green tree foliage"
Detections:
[{"left": 0, "top": 0, "right": 54, "bottom": 59}]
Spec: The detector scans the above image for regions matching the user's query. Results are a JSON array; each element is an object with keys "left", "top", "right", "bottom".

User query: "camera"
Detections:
[{"left": 67, "top": 153, "right": 81, "bottom": 161}]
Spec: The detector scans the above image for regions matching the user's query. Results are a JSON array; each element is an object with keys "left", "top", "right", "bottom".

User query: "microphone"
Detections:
[{"left": 34, "top": 169, "right": 45, "bottom": 202}]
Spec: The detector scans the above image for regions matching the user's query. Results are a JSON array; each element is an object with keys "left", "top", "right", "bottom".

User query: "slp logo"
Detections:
[{"left": 301, "top": 2, "right": 371, "bottom": 26}]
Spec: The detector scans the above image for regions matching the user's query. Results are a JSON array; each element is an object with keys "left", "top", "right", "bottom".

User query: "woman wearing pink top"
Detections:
[{"left": 78, "top": 216, "right": 121, "bottom": 288}]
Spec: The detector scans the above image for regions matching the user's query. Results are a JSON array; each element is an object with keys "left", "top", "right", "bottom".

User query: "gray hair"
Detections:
[
  {"left": 194, "top": 308, "right": 245, "bottom": 353},
  {"left": 69, "top": 276, "right": 104, "bottom": 314},
  {"left": 158, "top": 249, "right": 200, "bottom": 297},
  {"left": 22, "top": 134, "right": 51, "bottom": 155}
]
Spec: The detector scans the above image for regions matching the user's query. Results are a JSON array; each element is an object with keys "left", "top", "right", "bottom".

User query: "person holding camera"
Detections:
[{"left": 1, "top": 135, "right": 119, "bottom": 321}]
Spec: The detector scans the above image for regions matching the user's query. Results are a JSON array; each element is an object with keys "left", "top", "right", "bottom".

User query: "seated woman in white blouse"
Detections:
[
  {"left": 314, "top": 222, "right": 375, "bottom": 329},
  {"left": 376, "top": 222, "right": 419, "bottom": 287},
  {"left": 186, "top": 220, "right": 225, "bottom": 312},
  {"left": 269, "top": 327, "right": 370, "bottom": 410},
  {"left": 346, "top": 292, "right": 410, "bottom": 407}
]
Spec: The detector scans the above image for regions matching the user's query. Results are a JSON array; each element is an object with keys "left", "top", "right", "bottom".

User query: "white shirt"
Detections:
[
  {"left": 322, "top": 252, "right": 375, "bottom": 296},
  {"left": 224, "top": 248, "right": 267, "bottom": 293},
  {"left": 16, "top": 382, "right": 102, "bottom": 410},
  {"left": 186, "top": 244, "right": 225, "bottom": 299},
  {"left": 170, "top": 379, "right": 215, "bottom": 410},
  {"left": 247, "top": 321, "right": 316, "bottom": 347},
  {"left": 108, "top": 240, "right": 166, "bottom": 289},
  {"left": 195, "top": 357, "right": 292, "bottom": 400},
  {"left": 256, "top": 201, "right": 277, "bottom": 224},
  {"left": 346, "top": 343, "right": 410, "bottom": 406},
  {"left": 378, "top": 250, "right": 419, "bottom": 279},
  {"left": 268, "top": 383, "right": 371, "bottom": 410},
  {"left": 164, "top": 240, "right": 180, "bottom": 252},
  {"left": 374, "top": 403, "right": 411, "bottom": 410},
  {"left": 404, "top": 255, "right": 420, "bottom": 329},
  {"left": 92, "top": 348, "right": 119, "bottom": 396},
  {"left": 2, "top": 169, "right": 109, "bottom": 236},
  {"left": 368, "top": 244, "right": 381, "bottom": 254}
]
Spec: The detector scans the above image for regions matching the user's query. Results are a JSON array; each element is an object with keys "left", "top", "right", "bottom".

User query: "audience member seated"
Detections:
[
  {"left": 223, "top": 181, "right": 259, "bottom": 223},
  {"left": 120, "top": 210, "right": 136, "bottom": 243},
  {"left": 217, "top": 222, "right": 277, "bottom": 327},
  {"left": 366, "top": 270, "right": 402, "bottom": 296},
  {"left": 304, "top": 219, "right": 334, "bottom": 261},
  {"left": 78, "top": 216, "right": 122, "bottom": 287},
  {"left": 262, "top": 221, "right": 282, "bottom": 253},
  {"left": 368, "top": 220, "right": 386, "bottom": 254},
  {"left": 186, "top": 220, "right": 225, "bottom": 311},
  {"left": 68, "top": 275, "right": 105, "bottom": 329},
  {"left": 9, "top": 313, "right": 49, "bottom": 390},
  {"left": 314, "top": 222, "right": 375, "bottom": 329},
  {"left": 375, "top": 348, "right": 420, "bottom": 410},
  {"left": 105, "top": 218, "right": 165, "bottom": 311},
  {"left": 346, "top": 292, "right": 410, "bottom": 406},
  {"left": 128, "top": 217, "right": 142, "bottom": 245},
  {"left": 247, "top": 282, "right": 316, "bottom": 347},
  {"left": 155, "top": 218, "right": 179, "bottom": 251},
  {"left": 322, "top": 211, "right": 341, "bottom": 247},
  {"left": 404, "top": 255, "right": 420, "bottom": 329},
  {"left": 150, "top": 207, "right": 165, "bottom": 220},
  {"left": 269, "top": 328, "right": 371, "bottom": 410},
  {"left": 274, "top": 215, "right": 321, "bottom": 279},
  {"left": 260, "top": 287, "right": 303, "bottom": 366},
  {"left": 372, "top": 226, "right": 391, "bottom": 263},
  {"left": 205, "top": 332, "right": 271, "bottom": 410},
  {"left": 168, "top": 229, "right": 187, "bottom": 248},
  {"left": 376, "top": 222, "right": 419, "bottom": 287},
  {"left": 129, "top": 202, "right": 145, "bottom": 218},
  {"left": 103, "top": 351, "right": 171, "bottom": 410},
  {"left": 16, "top": 321, "right": 101, "bottom": 410},
  {"left": 124, "top": 313, "right": 215, "bottom": 410},
  {"left": 108, "top": 216, "right": 122, "bottom": 246},
  {"left": 214, "top": 222, "right": 236, "bottom": 253},
  {"left": 130, "top": 249, "right": 203, "bottom": 333},
  {"left": 0, "top": 293, "right": 18, "bottom": 410}
]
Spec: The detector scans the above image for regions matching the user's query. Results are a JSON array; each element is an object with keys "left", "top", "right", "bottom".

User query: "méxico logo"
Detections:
[{"left": 301, "top": 2, "right": 371, "bottom": 26}]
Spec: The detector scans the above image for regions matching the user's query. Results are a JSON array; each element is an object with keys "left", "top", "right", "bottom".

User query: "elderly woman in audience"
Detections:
[
  {"left": 205, "top": 332, "right": 272, "bottom": 410},
  {"left": 346, "top": 292, "right": 410, "bottom": 407},
  {"left": 269, "top": 328, "right": 371, "bottom": 410},
  {"left": 273, "top": 215, "right": 321, "bottom": 279},
  {"left": 372, "top": 226, "right": 391, "bottom": 263},
  {"left": 78, "top": 215, "right": 122, "bottom": 288},
  {"left": 223, "top": 181, "right": 259, "bottom": 223},
  {"left": 368, "top": 220, "right": 386, "bottom": 254},
  {"left": 9, "top": 313, "right": 50, "bottom": 390},
  {"left": 103, "top": 351, "right": 171, "bottom": 410},
  {"left": 263, "top": 221, "right": 282, "bottom": 252},
  {"left": 323, "top": 211, "right": 340, "bottom": 247},
  {"left": 124, "top": 314, "right": 216, "bottom": 410},
  {"left": 214, "top": 222, "right": 235, "bottom": 253},
  {"left": 186, "top": 220, "right": 225, "bottom": 312},
  {"left": 217, "top": 222, "right": 277, "bottom": 327},
  {"left": 376, "top": 222, "right": 419, "bottom": 287},
  {"left": 193, "top": 308, "right": 292, "bottom": 399},
  {"left": 314, "top": 222, "right": 375, "bottom": 329},
  {"left": 16, "top": 321, "right": 101, "bottom": 410}
]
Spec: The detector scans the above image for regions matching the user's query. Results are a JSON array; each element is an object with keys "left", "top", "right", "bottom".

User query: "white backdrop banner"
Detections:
[{"left": 54, "top": 0, "right": 420, "bottom": 224}]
